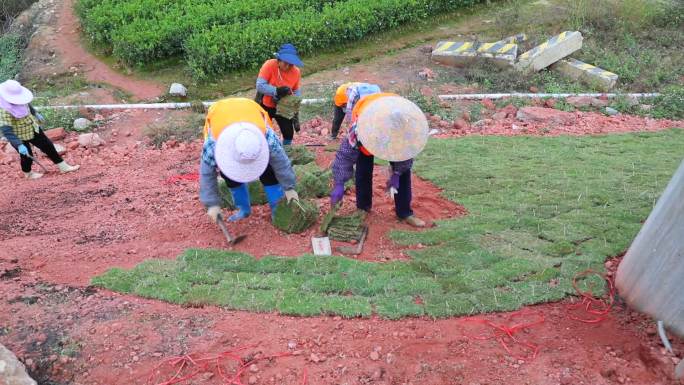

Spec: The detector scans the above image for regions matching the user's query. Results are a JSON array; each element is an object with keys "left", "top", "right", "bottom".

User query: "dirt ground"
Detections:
[{"left": 2, "top": 0, "right": 684, "bottom": 384}]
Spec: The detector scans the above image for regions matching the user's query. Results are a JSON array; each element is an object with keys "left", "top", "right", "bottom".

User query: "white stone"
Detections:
[
  {"left": 0, "top": 344, "right": 37, "bottom": 385},
  {"left": 169, "top": 83, "right": 187, "bottom": 97},
  {"left": 428, "top": 129, "right": 440, "bottom": 136},
  {"left": 53, "top": 143, "right": 66, "bottom": 155},
  {"left": 73, "top": 118, "right": 91, "bottom": 131},
  {"left": 605, "top": 107, "right": 619, "bottom": 116}
]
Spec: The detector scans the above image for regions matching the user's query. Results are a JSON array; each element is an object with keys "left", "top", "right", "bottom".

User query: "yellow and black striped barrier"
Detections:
[{"left": 553, "top": 58, "right": 618, "bottom": 90}]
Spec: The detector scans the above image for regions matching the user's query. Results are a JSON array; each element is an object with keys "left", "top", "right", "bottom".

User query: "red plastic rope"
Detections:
[
  {"left": 147, "top": 347, "right": 305, "bottom": 385},
  {"left": 566, "top": 269, "right": 616, "bottom": 323},
  {"left": 164, "top": 172, "right": 199, "bottom": 185},
  {"left": 462, "top": 309, "right": 545, "bottom": 361}
]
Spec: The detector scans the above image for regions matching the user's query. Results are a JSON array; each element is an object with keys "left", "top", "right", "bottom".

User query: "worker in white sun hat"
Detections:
[
  {"left": 0, "top": 79, "right": 79, "bottom": 179},
  {"left": 199, "top": 97, "right": 299, "bottom": 224}
]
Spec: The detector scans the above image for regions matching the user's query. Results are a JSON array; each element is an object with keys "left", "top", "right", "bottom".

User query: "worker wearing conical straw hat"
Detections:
[
  {"left": 199, "top": 98, "right": 299, "bottom": 224},
  {"left": 330, "top": 84, "right": 429, "bottom": 227}
]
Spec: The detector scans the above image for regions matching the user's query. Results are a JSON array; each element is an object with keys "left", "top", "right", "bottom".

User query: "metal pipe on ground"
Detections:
[{"left": 32, "top": 93, "right": 659, "bottom": 111}]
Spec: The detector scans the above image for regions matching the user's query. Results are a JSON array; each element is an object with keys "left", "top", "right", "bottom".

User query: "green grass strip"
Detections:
[{"left": 92, "top": 130, "right": 684, "bottom": 318}]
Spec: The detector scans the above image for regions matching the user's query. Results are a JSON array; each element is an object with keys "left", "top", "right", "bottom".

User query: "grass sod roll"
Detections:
[{"left": 273, "top": 198, "right": 319, "bottom": 233}]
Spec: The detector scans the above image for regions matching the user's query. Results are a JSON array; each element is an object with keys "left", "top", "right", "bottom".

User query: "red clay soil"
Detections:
[
  {"left": 1, "top": 113, "right": 683, "bottom": 385},
  {"left": 52, "top": 0, "right": 164, "bottom": 100}
]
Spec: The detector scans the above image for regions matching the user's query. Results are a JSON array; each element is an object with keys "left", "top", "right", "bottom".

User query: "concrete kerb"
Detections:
[
  {"left": 552, "top": 58, "right": 619, "bottom": 91},
  {"left": 516, "top": 31, "right": 583, "bottom": 72},
  {"left": 432, "top": 41, "right": 517, "bottom": 67}
]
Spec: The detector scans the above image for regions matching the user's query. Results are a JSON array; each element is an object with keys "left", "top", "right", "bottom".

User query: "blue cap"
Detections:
[
  {"left": 275, "top": 43, "right": 304, "bottom": 67},
  {"left": 356, "top": 83, "right": 381, "bottom": 98}
]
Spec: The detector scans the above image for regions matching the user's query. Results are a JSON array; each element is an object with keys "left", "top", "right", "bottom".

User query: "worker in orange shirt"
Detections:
[{"left": 255, "top": 43, "right": 303, "bottom": 146}]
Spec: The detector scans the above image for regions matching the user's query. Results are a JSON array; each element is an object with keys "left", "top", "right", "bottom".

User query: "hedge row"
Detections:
[
  {"left": 186, "top": 0, "right": 481, "bottom": 79},
  {"left": 76, "top": 0, "right": 481, "bottom": 79}
]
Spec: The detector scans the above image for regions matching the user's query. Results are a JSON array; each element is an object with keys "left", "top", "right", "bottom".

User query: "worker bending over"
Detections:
[
  {"left": 199, "top": 98, "right": 299, "bottom": 224},
  {"left": 330, "top": 85, "right": 429, "bottom": 227}
]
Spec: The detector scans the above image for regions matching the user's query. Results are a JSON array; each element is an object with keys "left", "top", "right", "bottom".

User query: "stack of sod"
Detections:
[
  {"left": 294, "top": 163, "right": 332, "bottom": 198},
  {"left": 273, "top": 198, "right": 318, "bottom": 233},
  {"left": 276, "top": 95, "right": 302, "bottom": 120},
  {"left": 327, "top": 211, "right": 365, "bottom": 242}
]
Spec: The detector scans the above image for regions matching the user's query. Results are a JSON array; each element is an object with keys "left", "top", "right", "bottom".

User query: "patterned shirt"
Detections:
[{"left": 0, "top": 109, "right": 39, "bottom": 141}]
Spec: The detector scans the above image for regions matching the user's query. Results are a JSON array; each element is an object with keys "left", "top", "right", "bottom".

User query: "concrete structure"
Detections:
[
  {"left": 553, "top": 58, "right": 618, "bottom": 90},
  {"left": 0, "top": 344, "right": 37, "bottom": 385},
  {"left": 494, "top": 33, "right": 528, "bottom": 45},
  {"left": 616, "top": 159, "right": 684, "bottom": 338},
  {"left": 516, "top": 31, "right": 583, "bottom": 72},
  {"left": 432, "top": 41, "right": 517, "bottom": 67}
]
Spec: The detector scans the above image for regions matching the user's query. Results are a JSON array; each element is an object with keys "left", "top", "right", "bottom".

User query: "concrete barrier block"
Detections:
[
  {"left": 432, "top": 41, "right": 517, "bottom": 67},
  {"left": 493, "top": 33, "right": 528, "bottom": 45},
  {"left": 516, "top": 31, "right": 583, "bottom": 72},
  {"left": 553, "top": 58, "right": 618, "bottom": 90}
]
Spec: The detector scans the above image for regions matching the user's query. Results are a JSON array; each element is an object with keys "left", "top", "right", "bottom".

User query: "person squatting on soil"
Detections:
[
  {"left": 0, "top": 80, "right": 80, "bottom": 179},
  {"left": 255, "top": 43, "right": 303, "bottom": 146},
  {"left": 330, "top": 84, "right": 429, "bottom": 228},
  {"left": 199, "top": 97, "right": 300, "bottom": 224},
  {"left": 330, "top": 82, "right": 381, "bottom": 140}
]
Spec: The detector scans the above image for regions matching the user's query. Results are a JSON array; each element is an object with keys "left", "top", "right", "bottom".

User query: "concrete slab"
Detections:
[
  {"left": 516, "top": 31, "right": 583, "bottom": 72},
  {"left": 493, "top": 33, "right": 528, "bottom": 45},
  {"left": 552, "top": 58, "right": 618, "bottom": 90},
  {"left": 432, "top": 41, "right": 517, "bottom": 67}
]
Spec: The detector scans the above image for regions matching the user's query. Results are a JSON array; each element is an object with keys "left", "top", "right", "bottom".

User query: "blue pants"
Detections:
[{"left": 355, "top": 151, "right": 413, "bottom": 219}]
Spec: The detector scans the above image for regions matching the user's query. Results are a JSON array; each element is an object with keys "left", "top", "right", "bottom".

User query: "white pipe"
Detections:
[
  {"left": 35, "top": 98, "right": 330, "bottom": 111},
  {"left": 32, "top": 93, "right": 659, "bottom": 110},
  {"left": 438, "top": 92, "right": 660, "bottom": 100}
]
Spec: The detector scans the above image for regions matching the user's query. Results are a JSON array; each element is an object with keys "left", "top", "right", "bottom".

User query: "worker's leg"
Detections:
[
  {"left": 394, "top": 169, "right": 413, "bottom": 219},
  {"left": 394, "top": 170, "right": 425, "bottom": 227},
  {"left": 260, "top": 165, "right": 284, "bottom": 220},
  {"left": 29, "top": 130, "right": 62, "bottom": 164},
  {"left": 30, "top": 129, "right": 80, "bottom": 173},
  {"left": 14, "top": 141, "right": 33, "bottom": 173},
  {"left": 355, "top": 151, "right": 374, "bottom": 212},
  {"left": 220, "top": 172, "right": 251, "bottom": 221},
  {"left": 274, "top": 114, "right": 294, "bottom": 145},
  {"left": 331, "top": 105, "right": 345, "bottom": 139}
]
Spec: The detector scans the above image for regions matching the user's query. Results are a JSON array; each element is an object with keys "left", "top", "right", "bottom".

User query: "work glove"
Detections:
[
  {"left": 35, "top": 112, "right": 45, "bottom": 123},
  {"left": 285, "top": 189, "right": 299, "bottom": 203},
  {"left": 207, "top": 205, "right": 222, "bottom": 223},
  {"left": 276, "top": 86, "right": 291, "bottom": 99},
  {"left": 330, "top": 184, "right": 345, "bottom": 206},
  {"left": 386, "top": 173, "right": 400, "bottom": 200},
  {"left": 17, "top": 144, "right": 29, "bottom": 156}
]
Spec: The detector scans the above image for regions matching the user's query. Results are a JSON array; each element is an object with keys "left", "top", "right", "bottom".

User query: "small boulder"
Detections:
[
  {"left": 0, "top": 343, "right": 38, "bottom": 385},
  {"left": 492, "top": 111, "right": 508, "bottom": 121},
  {"left": 418, "top": 68, "right": 435, "bottom": 80},
  {"left": 78, "top": 133, "right": 105, "bottom": 148},
  {"left": 605, "top": 107, "right": 619, "bottom": 116},
  {"left": 73, "top": 118, "right": 91, "bottom": 131},
  {"left": 481, "top": 98, "right": 496, "bottom": 110},
  {"left": 453, "top": 119, "right": 468, "bottom": 130},
  {"left": 169, "top": 83, "right": 187, "bottom": 97},
  {"left": 45, "top": 127, "right": 66, "bottom": 141}
]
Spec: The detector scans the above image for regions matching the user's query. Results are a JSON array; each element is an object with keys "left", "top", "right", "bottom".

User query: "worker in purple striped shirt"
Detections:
[{"left": 330, "top": 85, "right": 430, "bottom": 227}]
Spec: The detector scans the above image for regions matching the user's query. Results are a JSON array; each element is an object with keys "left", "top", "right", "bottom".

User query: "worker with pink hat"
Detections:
[{"left": 0, "top": 79, "right": 79, "bottom": 179}]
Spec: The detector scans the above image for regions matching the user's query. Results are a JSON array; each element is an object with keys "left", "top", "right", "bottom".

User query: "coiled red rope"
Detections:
[{"left": 566, "top": 269, "right": 616, "bottom": 323}]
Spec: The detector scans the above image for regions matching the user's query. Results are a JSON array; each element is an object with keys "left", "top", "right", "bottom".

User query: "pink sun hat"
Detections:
[{"left": 0, "top": 80, "right": 34, "bottom": 105}]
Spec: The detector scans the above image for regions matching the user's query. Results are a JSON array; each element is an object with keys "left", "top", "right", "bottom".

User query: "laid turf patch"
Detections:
[{"left": 93, "top": 130, "right": 684, "bottom": 318}]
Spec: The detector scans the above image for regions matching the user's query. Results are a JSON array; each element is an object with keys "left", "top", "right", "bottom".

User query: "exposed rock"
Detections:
[
  {"left": 45, "top": 127, "right": 66, "bottom": 141},
  {"left": 605, "top": 107, "right": 619, "bottom": 116},
  {"left": 516, "top": 107, "right": 576, "bottom": 125},
  {"left": 78, "top": 133, "right": 105, "bottom": 148},
  {"left": 0, "top": 344, "right": 37, "bottom": 385},
  {"left": 370, "top": 351, "right": 380, "bottom": 361},
  {"left": 418, "top": 68, "right": 435, "bottom": 80},
  {"left": 492, "top": 111, "right": 508, "bottom": 121},
  {"left": 453, "top": 119, "right": 468, "bottom": 131},
  {"left": 73, "top": 118, "right": 91, "bottom": 131},
  {"left": 481, "top": 98, "right": 496, "bottom": 110},
  {"left": 67, "top": 141, "right": 80, "bottom": 151},
  {"left": 169, "top": 83, "right": 187, "bottom": 97}
]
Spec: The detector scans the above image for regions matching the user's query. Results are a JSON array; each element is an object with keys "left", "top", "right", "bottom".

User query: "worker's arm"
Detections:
[
  {"left": 0, "top": 125, "right": 22, "bottom": 148},
  {"left": 331, "top": 138, "right": 359, "bottom": 187},
  {"left": 266, "top": 130, "right": 296, "bottom": 190},
  {"left": 256, "top": 77, "right": 277, "bottom": 98},
  {"left": 198, "top": 141, "right": 221, "bottom": 208}
]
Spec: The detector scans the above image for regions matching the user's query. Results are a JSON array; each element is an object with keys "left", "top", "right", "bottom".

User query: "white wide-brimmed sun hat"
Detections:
[
  {"left": 356, "top": 96, "right": 429, "bottom": 162},
  {"left": 0, "top": 80, "right": 33, "bottom": 105},
  {"left": 215, "top": 122, "right": 269, "bottom": 183}
]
